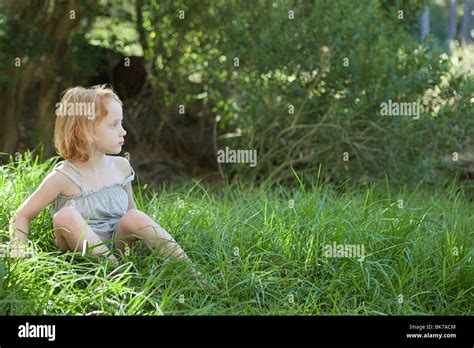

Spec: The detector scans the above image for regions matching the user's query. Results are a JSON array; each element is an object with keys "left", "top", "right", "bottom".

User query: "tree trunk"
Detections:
[
  {"left": 461, "top": 0, "right": 473, "bottom": 44},
  {"left": 35, "top": 2, "right": 88, "bottom": 158},
  {"left": 420, "top": 5, "right": 430, "bottom": 39},
  {"left": 0, "top": 75, "right": 20, "bottom": 156},
  {"left": 447, "top": 0, "right": 457, "bottom": 43},
  {"left": 0, "top": 1, "right": 45, "bottom": 158}
]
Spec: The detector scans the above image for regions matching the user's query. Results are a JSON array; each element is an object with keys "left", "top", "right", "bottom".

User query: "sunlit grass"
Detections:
[{"left": 0, "top": 152, "right": 472, "bottom": 315}]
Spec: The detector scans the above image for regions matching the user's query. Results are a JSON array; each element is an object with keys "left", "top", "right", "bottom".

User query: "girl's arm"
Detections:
[
  {"left": 115, "top": 156, "right": 137, "bottom": 211},
  {"left": 9, "top": 170, "right": 64, "bottom": 257},
  {"left": 124, "top": 181, "right": 137, "bottom": 211}
]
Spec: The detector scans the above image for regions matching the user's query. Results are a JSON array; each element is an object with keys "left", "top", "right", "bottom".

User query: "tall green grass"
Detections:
[{"left": 0, "top": 152, "right": 472, "bottom": 315}]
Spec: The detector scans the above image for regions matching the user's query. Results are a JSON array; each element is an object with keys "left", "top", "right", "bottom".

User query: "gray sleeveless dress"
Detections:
[{"left": 49, "top": 159, "right": 135, "bottom": 251}]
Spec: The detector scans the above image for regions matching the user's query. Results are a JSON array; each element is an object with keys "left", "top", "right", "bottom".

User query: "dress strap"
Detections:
[
  {"left": 121, "top": 166, "right": 135, "bottom": 187},
  {"left": 52, "top": 160, "right": 84, "bottom": 193}
]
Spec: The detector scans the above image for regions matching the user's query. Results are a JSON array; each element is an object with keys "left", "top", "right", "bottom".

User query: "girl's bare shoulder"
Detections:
[
  {"left": 49, "top": 162, "right": 80, "bottom": 196},
  {"left": 109, "top": 155, "right": 132, "bottom": 177}
]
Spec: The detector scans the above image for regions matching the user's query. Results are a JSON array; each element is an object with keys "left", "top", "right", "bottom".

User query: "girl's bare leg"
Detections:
[
  {"left": 53, "top": 207, "right": 118, "bottom": 264},
  {"left": 114, "top": 209, "right": 208, "bottom": 285},
  {"left": 114, "top": 209, "right": 190, "bottom": 261}
]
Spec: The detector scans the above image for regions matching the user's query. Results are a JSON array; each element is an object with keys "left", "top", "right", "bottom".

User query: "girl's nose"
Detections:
[{"left": 120, "top": 126, "right": 127, "bottom": 136}]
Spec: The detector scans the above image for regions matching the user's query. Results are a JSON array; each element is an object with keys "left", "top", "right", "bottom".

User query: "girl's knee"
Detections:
[
  {"left": 53, "top": 206, "right": 81, "bottom": 228},
  {"left": 122, "top": 208, "right": 150, "bottom": 229}
]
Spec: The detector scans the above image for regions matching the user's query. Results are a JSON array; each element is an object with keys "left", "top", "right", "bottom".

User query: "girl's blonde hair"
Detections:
[{"left": 53, "top": 85, "right": 122, "bottom": 161}]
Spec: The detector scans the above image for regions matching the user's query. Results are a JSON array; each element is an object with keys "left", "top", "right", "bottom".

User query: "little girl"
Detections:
[{"left": 9, "top": 85, "right": 191, "bottom": 268}]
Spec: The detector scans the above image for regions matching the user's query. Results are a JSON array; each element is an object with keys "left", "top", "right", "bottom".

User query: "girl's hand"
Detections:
[
  {"left": 9, "top": 241, "right": 27, "bottom": 258},
  {"left": 9, "top": 246, "right": 21, "bottom": 258}
]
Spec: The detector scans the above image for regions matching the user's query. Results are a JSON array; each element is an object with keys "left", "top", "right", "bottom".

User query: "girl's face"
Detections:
[{"left": 94, "top": 99, "right": 127, "bottom": 155}]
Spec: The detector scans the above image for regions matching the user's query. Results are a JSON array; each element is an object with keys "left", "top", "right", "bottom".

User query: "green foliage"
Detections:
[
  {"left": 0, "top": 0, "right": 472, "bottom": 188},
  {"left": 195, "top": 0, "right": 471, "bottom": 187},
  {"left": 0, "top": 8, "right": 52, "bottom": 87},
  {"left": 95, "top": 0, "right": 469, "bottom": 187}
]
